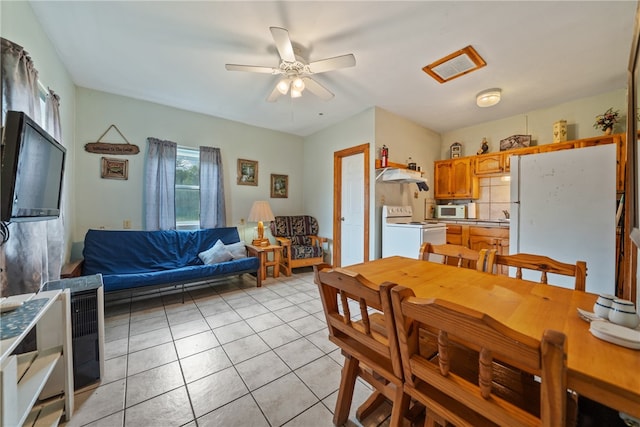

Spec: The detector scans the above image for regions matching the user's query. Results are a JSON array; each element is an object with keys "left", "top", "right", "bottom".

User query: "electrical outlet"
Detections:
[
  {"left": 380, "top": 195, "right": 385, "bottom": 204},
  {"left": 123, "top": 220, "right": 131, "bottom": 229}
]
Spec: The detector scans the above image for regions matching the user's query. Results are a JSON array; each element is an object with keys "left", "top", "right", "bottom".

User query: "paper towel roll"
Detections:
[{"left": 467, "top": 202, "right": 477, "bottom": 219}]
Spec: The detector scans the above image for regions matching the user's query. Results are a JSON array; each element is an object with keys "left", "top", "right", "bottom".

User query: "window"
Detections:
[{"left": 176, "top": 147, "right": 199, "bottom": 229}]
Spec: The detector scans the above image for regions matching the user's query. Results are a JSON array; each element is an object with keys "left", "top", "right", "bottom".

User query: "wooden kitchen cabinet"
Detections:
[
  {"left": 469, "top": 226, "right": 509, "bottom": 275},
  {"left": 474, "top": 153, "right": 506, "bottom": 175},
  {"left": 434, "top": 157, "right": 478, "bottom": 199},
  {"left": 469, "top": 226, "right": 509, "bottom": 251},
  {"left": 445, "top": 224, "right": 464, "bottom": 245},
  {"left": 445, "top": 224, "right": 510, "bottom": 274}
]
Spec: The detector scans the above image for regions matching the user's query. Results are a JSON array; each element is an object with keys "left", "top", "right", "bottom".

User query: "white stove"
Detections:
[{"left": 382, "top": 205, "right": 446, "bottom": 259}]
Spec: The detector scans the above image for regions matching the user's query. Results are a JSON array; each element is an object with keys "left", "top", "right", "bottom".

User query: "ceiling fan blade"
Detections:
[
  {"left": 225, "top": 64, "right": 277, "bottom": 74},
  {"left": 266, "top": 84, "right": 283, "bottom": 102},
  {"left": 309, "top": 54, "right": 356, "bottom": 74},
  {"left": 270, "top": 27, "right": 296, "bottom": 62},
  {"left": 302, "top": 77, "right": 334, "bottom": 100}
]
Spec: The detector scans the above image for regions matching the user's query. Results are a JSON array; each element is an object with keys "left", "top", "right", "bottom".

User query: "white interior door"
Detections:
[{"left": 341, "top": 153, "right": 365, "bottom": 266}]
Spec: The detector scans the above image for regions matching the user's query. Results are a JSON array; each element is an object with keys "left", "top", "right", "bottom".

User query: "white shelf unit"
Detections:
[{"left": 0, "top": 290, "right": 74, "bottom": 426}]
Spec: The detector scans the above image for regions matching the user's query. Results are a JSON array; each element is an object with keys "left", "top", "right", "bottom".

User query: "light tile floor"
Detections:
[{"left": 62, "top": 270, "right": 394, "bottom": 427}]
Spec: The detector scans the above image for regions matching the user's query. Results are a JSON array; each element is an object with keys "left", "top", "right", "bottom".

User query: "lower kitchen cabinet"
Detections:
[
  {"left": 469, "top": 226, "right": 509, "bottom": 274},
  {"left": 445, "top": 224, "right": 510, "bottom": 274}
]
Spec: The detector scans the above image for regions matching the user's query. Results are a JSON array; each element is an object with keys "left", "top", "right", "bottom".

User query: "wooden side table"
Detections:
[{"left": 246, "top": 244, "right": 283, "bottom": 281}]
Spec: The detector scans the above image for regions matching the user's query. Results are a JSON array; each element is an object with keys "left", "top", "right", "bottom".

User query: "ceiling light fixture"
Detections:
[
  {"left": 476, "top": 88, "right": 502, "bottom": 107},
  {"left": 292, "top": 77, "right": 305, "bottom": 91},
  {"left": 276, "top": 79, "right": 290, "bottom": 95},
  {"left": 289, "top": 77, "right": 305, "bottom": 98}
]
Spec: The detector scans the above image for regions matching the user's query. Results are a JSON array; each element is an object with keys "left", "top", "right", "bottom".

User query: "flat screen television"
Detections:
[{"left": 1, "top": 110, "right": 66, "bottom": 222}]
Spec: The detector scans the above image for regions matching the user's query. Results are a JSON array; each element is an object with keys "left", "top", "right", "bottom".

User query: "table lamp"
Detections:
[{"left": 248, "top": 201, "right": 275, "bottom": 246}]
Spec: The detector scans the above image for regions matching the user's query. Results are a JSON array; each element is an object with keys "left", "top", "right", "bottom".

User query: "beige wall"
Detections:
[
  {"left": 1, "top": 1, "right": 77, "bottom": 262},
  {"left": 303, "top": 108, "right": 376, "bottom": 264},
  {"left": 74, "top": 88, "right": 304, "bottom": 243}
]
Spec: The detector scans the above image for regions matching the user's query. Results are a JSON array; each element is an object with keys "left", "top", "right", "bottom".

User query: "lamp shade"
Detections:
[
  {"left": 248, "top": 201, "right": 275, "bottom": 246},
  {"left": 476, "top": 88, "right": 501, "bottom": 107},
  {"left": 248, "top": 201, "right": 275, "bottom": 222}
]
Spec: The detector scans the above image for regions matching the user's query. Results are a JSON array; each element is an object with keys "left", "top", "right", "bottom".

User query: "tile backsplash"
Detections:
[{"left": 477, "top": 176, "right": 510, "bottom": 220}]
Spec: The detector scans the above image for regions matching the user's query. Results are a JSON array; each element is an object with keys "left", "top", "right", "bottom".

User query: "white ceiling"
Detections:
[{"left": 28, "top": 1, "right": 637, "bottom": 137}]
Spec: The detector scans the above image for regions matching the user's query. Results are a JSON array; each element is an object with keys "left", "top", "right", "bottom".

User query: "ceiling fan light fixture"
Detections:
[
  {"left": 476, "top": 88, "right": 501, "bottom": 107},
  {"left": 276, "top": 79, "right": 290, "bottom": 95},
  {"left": 292, "top": 77, "right": 305, "bottom": 92},
  {"left": 290, "top": 88, "right": 303, "bottom": 98}
]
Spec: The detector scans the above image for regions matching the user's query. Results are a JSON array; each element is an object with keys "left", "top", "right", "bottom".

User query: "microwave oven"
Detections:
[{"left": 436, "top": 205, "right": 466, "bottom": 219}]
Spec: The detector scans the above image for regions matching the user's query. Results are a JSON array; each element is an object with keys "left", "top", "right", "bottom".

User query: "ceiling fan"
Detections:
[{"left": 225, "top": 27, "right": 356, "bottom": 102}]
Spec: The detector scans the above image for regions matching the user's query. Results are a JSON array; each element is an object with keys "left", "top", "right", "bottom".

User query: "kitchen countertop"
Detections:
[{"left": 436, "top": 219, "right": 510, "bottom": 228}]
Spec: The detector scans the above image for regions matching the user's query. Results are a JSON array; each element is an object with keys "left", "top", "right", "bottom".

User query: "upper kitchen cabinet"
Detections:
[
  {"left": 434, "top": 157, "right": 478, "bottom": 199},
  {"left": 474, "top": 153, "right": 506, "bottom": 175}
]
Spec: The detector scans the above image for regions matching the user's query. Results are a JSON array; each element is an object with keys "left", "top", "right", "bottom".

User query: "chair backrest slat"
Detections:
[
  {"left": 391, "top": 286, "right": 568, "bottom": 427},
  {"left": 314, "top": 264, "right": 403, "bottom": 380},
  {"left": 494, "top": 253, "right": 587, "bottom": 291},
  {"left": 419, "top": 242, "right": 495, "bottom": 272}
]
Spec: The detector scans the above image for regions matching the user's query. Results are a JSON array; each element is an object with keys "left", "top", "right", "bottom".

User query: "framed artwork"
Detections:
[
  {"left": 270, "top": 174, "right": 288, "bottom": 198},
  {"left": 500, "top": 134, "right": 531, "bottom": 151},
  {"left": 237, "top": 158, "right": 258, "bottom": 186},
  {"left": 101, "top": 157, "right": 128, "bottom": 180}
]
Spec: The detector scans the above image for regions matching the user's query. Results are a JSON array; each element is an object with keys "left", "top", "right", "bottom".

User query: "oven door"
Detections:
[
  {"left": 421, "top": 226, "right": 447, "bottom": 262},
  {"left": 382, "top": 225, "right": 446, "bottom": 259}
]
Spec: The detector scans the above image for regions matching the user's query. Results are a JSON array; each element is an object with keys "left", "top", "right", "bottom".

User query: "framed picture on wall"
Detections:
[
  {"left": 237, "top": 159, "right": 258, "bottom": 186},
  {"left": 101, "top": 157, "right": 128, "bottom": 180},
  {"left": 270, "top": 174, "right": 288, "bottom": 198},
  {"left": 500, "top": 134, "right": 531, "bottom": 151}
]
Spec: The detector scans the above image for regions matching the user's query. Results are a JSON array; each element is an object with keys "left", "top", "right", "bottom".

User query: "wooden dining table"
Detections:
[{"left": 345, "top": 256, "right": 640, "bottom": 419}]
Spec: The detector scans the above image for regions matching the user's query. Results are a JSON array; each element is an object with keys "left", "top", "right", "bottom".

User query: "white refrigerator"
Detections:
[{"left": 509, "top": 144, "right": 616, "bottom": 294}]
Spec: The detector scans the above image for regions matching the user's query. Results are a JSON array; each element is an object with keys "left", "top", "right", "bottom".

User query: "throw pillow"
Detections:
[
  {"left": 198, "top": 239, "right": 233, "bottom": 264},
  {"left": 225, "top": 241, "right": 247, "bottom": 259}
]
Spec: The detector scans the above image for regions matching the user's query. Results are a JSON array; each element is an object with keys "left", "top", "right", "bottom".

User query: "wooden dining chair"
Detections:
[
  {"left": 313, "top": 264, "right": 410, "bottom": 427},
  {"left": 493, "top": 253, "right": 587, "bottom": 291},
  {"left": 391, "top": 285, "right": 571, "bottom": 427},
  {"left": 419, "top": 242, "right": 496, "bottom": 272}
]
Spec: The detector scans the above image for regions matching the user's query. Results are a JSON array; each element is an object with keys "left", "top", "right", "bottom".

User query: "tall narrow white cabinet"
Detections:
[{"left": 0, "top": 290, "right": 74, "bottom": 426}]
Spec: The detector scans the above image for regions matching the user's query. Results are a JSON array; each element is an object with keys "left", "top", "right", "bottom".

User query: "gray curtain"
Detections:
[
  {"left": 0, "top": 38, "right": 64, "bottom": 296},
  {"left": 44, "top": 89, "right": 64, "bottom": 281},
  {"left": 199, "top": 146, "right": 226, "bottom": 228},
  {"left": 145, "top": 137, "right": 177, "bottom": 230}
]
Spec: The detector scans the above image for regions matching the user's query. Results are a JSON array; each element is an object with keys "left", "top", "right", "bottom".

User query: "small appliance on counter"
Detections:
[{"left": 436, "top": 204, "right": 466, "bottom": 219}]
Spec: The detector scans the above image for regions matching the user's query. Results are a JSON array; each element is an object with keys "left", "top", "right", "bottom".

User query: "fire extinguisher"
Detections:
[{"left": 381, "top": 145, "right": 389, "bottom": 167}]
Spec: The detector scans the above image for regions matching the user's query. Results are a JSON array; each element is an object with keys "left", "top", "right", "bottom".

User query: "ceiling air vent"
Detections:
[{"left": 422, "top": 45, "right": 486, "bottom": 84}]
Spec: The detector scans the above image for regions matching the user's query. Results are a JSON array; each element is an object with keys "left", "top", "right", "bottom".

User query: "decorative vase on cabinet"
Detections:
[{"left": 553, "top": 120, "right": 567, "bottom": 142}]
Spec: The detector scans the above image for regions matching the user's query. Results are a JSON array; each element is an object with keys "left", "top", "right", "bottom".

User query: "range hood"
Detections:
[{"left": 376, "top": 167, "right": 427, "bottom": 184}]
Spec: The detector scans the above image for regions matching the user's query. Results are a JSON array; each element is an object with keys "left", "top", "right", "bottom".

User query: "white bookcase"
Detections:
[{"left": 0, "top": 290, "right": 74, "bottom": 426}]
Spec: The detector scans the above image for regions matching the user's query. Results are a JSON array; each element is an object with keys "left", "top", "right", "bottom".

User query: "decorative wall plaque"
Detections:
[{"left": 85, "top": 124, "right": 139, "bottom": 155}]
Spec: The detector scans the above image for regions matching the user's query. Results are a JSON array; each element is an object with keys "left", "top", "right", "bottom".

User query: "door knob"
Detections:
[{"left": 340, "top": 217, "right": 345, "bottom": 221}]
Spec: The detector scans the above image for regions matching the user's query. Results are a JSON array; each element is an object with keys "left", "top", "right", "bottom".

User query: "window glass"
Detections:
[{"left": 176, "top": 147, "right": 199, "bottom": 228}]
